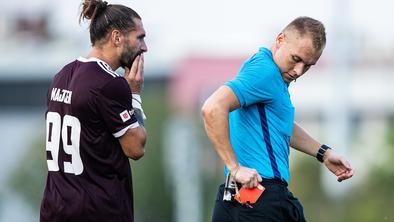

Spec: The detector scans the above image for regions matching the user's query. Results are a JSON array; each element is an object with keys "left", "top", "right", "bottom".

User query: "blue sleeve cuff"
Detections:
[{"left": 226, "top": 81, "right": 244, "bottom": 107}]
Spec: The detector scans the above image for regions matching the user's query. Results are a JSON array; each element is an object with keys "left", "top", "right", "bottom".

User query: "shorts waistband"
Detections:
[{"left": 260, "top": 178, "right": 288, "bottom": 187}]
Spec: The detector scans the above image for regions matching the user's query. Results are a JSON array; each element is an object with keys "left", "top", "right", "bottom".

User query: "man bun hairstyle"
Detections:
[
  {"left": 79, "top": 0, "right": 141, "bottom": 46},
  {"left": 284, "top": 16, "right": 326, "bottom": 51}
]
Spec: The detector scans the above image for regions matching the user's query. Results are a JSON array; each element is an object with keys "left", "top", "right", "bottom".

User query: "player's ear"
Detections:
[{"left": 111, "top": 30, "right": 122, "bottom": 47}]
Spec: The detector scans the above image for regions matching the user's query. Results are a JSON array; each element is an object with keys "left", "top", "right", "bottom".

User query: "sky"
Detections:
[{"left": 0, "top": 0, "right": 393, "bottom": 77}]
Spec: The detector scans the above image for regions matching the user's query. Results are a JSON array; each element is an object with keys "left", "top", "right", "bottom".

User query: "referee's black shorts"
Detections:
[{"left": 212, "top": 179, "right": 306, "bottom": 222}]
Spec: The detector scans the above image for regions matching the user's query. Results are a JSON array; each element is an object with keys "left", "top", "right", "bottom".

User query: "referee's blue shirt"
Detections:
[{"left": 225, "top": 47, "right": 294, "bottom": 184}]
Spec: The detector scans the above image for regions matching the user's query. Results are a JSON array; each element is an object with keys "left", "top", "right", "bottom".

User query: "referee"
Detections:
[{"left": 202, "top": 16, "right": 353, "bottom": 222}]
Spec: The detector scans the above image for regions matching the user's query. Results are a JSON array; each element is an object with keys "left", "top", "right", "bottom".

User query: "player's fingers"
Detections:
[
  {"left": 129, "top": 55, "right": 140, "bottom": 79},
  {"left": 124, "top": 67, "right": 130, "bottom": 74},
  {"left": 140, "top": 54, "right": 144, "bottom": 72},
  {"left": 136, "top": 54, "right": 144, "bottom": 79},
  {"left": 136, "top": 56, "right": 145, "bottom": 85},
  {"left": 124, "top": 67, "right": 131, "bottom": 78}
]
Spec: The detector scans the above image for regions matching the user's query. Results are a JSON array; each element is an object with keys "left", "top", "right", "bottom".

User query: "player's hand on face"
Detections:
[
  {"left": 323, "top": 149, "right": 354, "bottom": 182},
  {"left": 233, "top": 166, "right": 262, "bottom": 188},
  {"left": 124, "top": 54, "right": 144, "bottom": 93}
]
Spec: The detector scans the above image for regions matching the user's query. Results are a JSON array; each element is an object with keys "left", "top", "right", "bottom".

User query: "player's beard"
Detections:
[{"left": 119, "top": 43, "right": 141, "bottom": 69}]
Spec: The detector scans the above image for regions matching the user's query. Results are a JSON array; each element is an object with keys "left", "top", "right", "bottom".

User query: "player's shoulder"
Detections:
[
  {"left": 76, "top": 57, "right": 121, "bottom": 79},
  {"left": 101, "top": 75, "right": 130, "bottom": 100},
  {"left": 52, "top": 59, "right": 78, "bottom": 79}
]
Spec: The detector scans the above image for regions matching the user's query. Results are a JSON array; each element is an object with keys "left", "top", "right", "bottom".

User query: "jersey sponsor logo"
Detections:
[
  {"left": 50, "top": 88, "right": 72, "bottom": 104},
  {"left": 120, "top": 110, "right": 131, "bottom": 122}
]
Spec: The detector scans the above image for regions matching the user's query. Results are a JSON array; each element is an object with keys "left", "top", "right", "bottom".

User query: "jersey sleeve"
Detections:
[
  {"left": 226, "top": 53, "right": 278, "bottom": 107},
  {"left": 98, "top": 77, "right": 139, "bottom": 138}
]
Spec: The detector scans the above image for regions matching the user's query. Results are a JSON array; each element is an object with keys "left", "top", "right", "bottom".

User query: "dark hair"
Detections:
[
  {"left": 79, "top": 0, "right": 141, "bottom": 46},
  {"left": 284, "top": 16, "right": 326, "bottom": 51}
]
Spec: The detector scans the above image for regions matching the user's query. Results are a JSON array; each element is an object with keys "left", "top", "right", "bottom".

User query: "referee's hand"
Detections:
[
  {"left": 323, "top": 149, "right": 354, "bottom": 182},
  {"left": 233, "top": 166, "right": 262, "bottom": 188}
]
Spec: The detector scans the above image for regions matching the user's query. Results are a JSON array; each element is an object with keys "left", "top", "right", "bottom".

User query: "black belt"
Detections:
[{"left": 260, "top": 178, "right": 288, "bottom": 187}]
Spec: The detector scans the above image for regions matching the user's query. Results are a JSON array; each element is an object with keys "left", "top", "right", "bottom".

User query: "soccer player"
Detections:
[
  {"left": 202, "top": 17, "right": 354, "bottom": 221},
  {"left": 40, "top": 1, "right": 147, "bottom": 221}
]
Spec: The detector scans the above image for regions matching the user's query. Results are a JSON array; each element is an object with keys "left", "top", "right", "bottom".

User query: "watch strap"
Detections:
[{"left": 316, "top": 144, "right": 331, "bottom": 163}]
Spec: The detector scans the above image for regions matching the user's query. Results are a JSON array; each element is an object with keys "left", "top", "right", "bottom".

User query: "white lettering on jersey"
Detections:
[{"left": 51, "top": 88, "right": 72, "bottom": 104}]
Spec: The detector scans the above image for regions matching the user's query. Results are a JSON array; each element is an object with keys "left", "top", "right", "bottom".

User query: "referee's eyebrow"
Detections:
[{"left": 293, "top": 54, "right": 316, "bottom": 66}]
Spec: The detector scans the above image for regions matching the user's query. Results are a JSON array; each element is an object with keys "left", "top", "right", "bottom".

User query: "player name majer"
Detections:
[{"left": 51, "top": 88, "right": 72, "bottom": 104}]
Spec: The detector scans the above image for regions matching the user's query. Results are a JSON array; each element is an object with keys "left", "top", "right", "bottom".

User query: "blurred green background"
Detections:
[{"left": 4, "top": 82, "right": 394, "bottom": 221}]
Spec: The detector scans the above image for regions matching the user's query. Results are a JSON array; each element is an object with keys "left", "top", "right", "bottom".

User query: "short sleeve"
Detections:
[
  {"left": 226, "top": 53, "right": 278, "bottom": 107},
  {"left": 98, "top": 77, "right": 139, "bottom": 138}
]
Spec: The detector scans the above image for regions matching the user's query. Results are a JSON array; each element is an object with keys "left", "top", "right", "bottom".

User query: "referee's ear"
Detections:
[{"left": 275, "top": 32, "right": 286, "bottom": 47}]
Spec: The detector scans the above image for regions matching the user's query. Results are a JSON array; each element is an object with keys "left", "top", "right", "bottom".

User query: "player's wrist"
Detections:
[
  {"left": 132, "top": 86, "right": 142, "bottom": 93},
  {"left": 131, "top": 94, "right": 147, "bottom": 125}
]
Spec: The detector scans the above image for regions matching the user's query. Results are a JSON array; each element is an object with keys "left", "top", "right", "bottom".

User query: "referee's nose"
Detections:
[{"left": 293, "top": 63, "right": 306, "bottom": 77}]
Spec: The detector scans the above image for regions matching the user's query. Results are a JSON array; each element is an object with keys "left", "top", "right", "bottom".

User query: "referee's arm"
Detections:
[
  {"left": 201, "top": 85, "right": 262, "bottom": 188},
  {"left": 290, "top": 122, "right": 354, "bottom": 182}
]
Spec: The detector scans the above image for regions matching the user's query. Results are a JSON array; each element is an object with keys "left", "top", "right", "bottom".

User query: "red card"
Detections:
[{"left": 235, "top": 184, "right": 265, "bottom": 204}]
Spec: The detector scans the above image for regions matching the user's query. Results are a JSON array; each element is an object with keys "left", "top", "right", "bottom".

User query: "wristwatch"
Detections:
[{"left": 316, "top": 144, "right": 331, "bottom": 163}]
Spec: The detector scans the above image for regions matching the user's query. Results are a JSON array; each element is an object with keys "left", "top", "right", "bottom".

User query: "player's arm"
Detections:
[
  {"left": 119, "top": 54, "right": 148, "bottom": 160},
  {"left": 119, "top": 126, "right": 146, "bottom": 160},
  {"left": 290, "top": 122, "right": 354, "bottom": 181},
  {"left": 201, "top": 86, "right": 262, "bottom": 188}
]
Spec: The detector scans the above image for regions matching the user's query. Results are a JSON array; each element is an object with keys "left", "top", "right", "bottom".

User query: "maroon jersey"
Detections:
[{"left": 40, "top": 57, "right": 139, "bottom": 222}]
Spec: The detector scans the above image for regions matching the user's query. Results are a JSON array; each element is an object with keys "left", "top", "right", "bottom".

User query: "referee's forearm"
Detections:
[{"left": 290, "top": 122, "right": 321, "bottom": 157}]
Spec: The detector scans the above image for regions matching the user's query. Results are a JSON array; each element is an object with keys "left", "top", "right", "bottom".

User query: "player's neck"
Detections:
[{"left": 86, "top": 47, "right": 120, "bottom": 71}]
